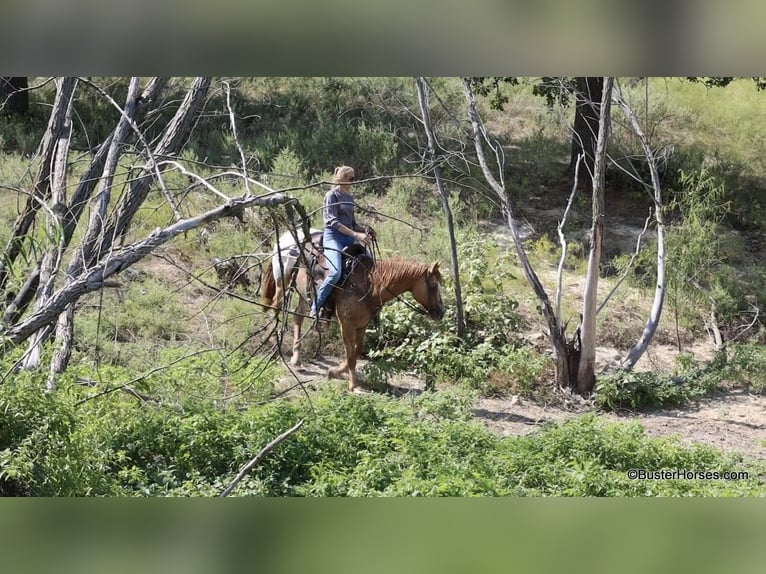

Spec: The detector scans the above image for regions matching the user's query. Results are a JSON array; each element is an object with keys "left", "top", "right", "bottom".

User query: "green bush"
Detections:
[
  {"left": 594, "top": 370, "right": 715, "bottom": 412},
  {"left": 3, "top": 372, "right": 762, "bottom": 497},
  {"left": 0, "top": 371, "right": 119, "bottom": 496},
  {"left": 721, "top": 343, "right": 766, "bottom": 393}
]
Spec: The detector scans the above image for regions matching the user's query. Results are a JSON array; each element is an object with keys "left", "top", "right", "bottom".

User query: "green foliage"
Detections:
[
  {"left": 502, "top": 414, "right": 760, "bottom": 496},
  {"left": 383, "top": 177, "right": 439, "bottom": 220},
  {"left": 596, "top": 341, "right": 766, "bottom": 411},
  {"left": 2, "top": 367, "right": 762, "bottom": 497},
  {"left": 74, "top": 277, "right": 189, "bottom": 370},
  {"left": 268, "top": 147, "right": 307, "bottom": 191},
  {"left": 720, "top": 343, "right": 766, "bottom": 393},
  {"left": 624, "top": 164, "right": 764, "bottom": 337},
  {"left": 211, "top": 78, "right": 408, "bottom": 183},
  {"left": 594, "top": 370, "right": 717, "bottom": 412},
  {"left": 0, "top": 116, "right": 46, "bottom": 154},
  {"left": 0, "top": 371, "right": 118, "bottom": 496}
]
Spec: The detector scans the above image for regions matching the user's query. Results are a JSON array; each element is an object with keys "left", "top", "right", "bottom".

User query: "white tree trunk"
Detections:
[
  {"left": 576, "top": 77, "right": 613, "bottom": 394},
  {"left": 613, "top": 87, "right": 667, "bottom": 370},
  {"left": 20, "top": 77, "right": 78, "bottom": 371},
  {"left": 462, "top": 78, "right": 578, "bottom": 389},
  {"left": 1, "top": 193, "right": 297, "bottom": 353}
]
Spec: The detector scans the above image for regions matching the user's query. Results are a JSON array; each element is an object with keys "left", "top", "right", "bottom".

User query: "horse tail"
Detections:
[{"left": 261, "top": 260, "right": 276, "bottom": 306}]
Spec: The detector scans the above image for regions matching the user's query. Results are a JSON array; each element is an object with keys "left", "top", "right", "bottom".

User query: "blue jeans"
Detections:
[{"left": 312, "top": 229, "right": 355, "bottom": 313}]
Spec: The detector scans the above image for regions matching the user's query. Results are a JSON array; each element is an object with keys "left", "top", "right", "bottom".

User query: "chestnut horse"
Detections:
[{"left": 261, "top": 247, "right": 445, "bottom": 392}]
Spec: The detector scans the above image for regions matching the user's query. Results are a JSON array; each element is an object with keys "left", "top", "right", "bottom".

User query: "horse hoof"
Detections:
[{"left": 290, "top": 357, "right": 301, "bottom": 367}]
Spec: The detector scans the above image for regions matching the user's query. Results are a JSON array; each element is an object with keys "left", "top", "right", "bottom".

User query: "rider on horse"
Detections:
[{"left": 310, "top": 165, "right": 374, "bottom": 321}]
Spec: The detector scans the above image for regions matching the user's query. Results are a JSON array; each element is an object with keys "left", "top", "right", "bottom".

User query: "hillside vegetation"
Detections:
[{"left": 1, "top": 77, "right": 764, "bottom": 496}]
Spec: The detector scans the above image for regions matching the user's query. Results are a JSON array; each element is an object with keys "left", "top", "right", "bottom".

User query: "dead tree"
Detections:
[
  {"left": 612, "top": 86, "right": 667, "bottom": 370},
  {"left": 415, "top": 76, "right": 465, "bottom": 338},
  {"left": 463, "top": 77, "right": 615, "bottom": 394},
  {"left": 576, "top": 77, "right": 614, "bottom": 394}
]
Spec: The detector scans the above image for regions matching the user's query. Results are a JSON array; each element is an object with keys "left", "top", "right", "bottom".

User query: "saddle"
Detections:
[{"left": 322, "top": 243, "right": 374, "bottom": 314}]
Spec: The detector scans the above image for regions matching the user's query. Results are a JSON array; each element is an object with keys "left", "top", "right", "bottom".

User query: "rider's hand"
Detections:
[{"left": 355, "top": 231, "right": 371, "bottom": 246}]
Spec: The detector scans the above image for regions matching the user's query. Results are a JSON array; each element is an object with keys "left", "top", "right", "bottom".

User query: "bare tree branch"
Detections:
[
  {"left": 0, "top": 192, "right": 299, "bottom": 354},
  {"left": 2, "top": 78, "right": 167, "bottom": 326},
  {"left": 0, "top": 77, "right": 78, "bottom": 291},
  {"left": 556, "top": 154, "right": 583, "bottom": 323},
  {"left": 596, "top": 207, "right": 653, "bottom": 315},
  {"left": 219, "top": 419, "right": 304, "bottom": 497},
  {"left": 415, "top": 77, "right": 465, "bottom": 337},
  {"left": 21, "top": 78, "right": 78, "bottom": 372}
]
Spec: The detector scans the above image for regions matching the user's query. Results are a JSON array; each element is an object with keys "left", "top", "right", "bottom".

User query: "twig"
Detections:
[
  {"left": 555, "top": 154, "right": 582, "bottom": 322},
  {"left": 73, "top": 377, "right": 162, "bottom": 406},
  {"left": 597, "top": 206, "right": 653, "bottom": 315},
  {"left": 219, "top": 419, "right": 304, "bottom": 497},
  {"left": 222, "top": 80, "right": 252, "bottom": 196},
  {"left": 730, "top": 304, "right": 760, "bottom": 342},
  {"left": 74, "top": 347, "right": 223, "bottom": 406}
]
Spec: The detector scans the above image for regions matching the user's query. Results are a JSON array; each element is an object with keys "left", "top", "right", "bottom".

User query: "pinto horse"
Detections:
[
  {"left": 263, "top": 227, "right": 323, "bottom": 310},
  {"left": 261, "top": 245, "right": 445, "bottom": 392}
]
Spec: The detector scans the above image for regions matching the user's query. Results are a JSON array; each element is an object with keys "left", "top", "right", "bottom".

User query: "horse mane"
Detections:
[{"left": 370, "top": 259, "right": 430, "bottom": 298}]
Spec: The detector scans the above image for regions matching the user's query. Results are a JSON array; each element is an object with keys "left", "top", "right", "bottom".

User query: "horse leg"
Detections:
[
  {"left": 291, "top": 297, "right": 307, "bottom": 366},
  {"left": 327, "top": 321, "right": 352, "bottom": 382},
  {"left": 272, "top": 283, "right": 283, "bottom": 308},
  {"left": 344, "top": 327, "right": 366, "bottom": 392}
]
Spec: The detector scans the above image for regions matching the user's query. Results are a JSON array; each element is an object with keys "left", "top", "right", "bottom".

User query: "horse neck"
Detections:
[{"left": 372, "top": 260, "right": 423, "bottom": 305}]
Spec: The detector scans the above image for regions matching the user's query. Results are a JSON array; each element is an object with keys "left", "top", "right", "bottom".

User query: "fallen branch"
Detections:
[
  {"left": 0, "top": 192, "right": 299, "bottom": 352},
  {"left": 73, "top": 377, "right": 162, "bottom": 406},
  {"left": 219, "top": 419, "right": 304, "bottom": 497}
]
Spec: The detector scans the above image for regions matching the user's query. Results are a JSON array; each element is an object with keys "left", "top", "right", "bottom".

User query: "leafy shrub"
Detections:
[
  {"left": 3, "top": 370, "right": 762, "bottom": 497},
  {"left": 0, "top": 371, "right": 119, "bottom": 496},
  {"left": 720, "top": 343, "right": 766, "bottom": 393},
  {"left": 594, "top": 368, "right": 718, "bottom": 412},
  {"left": 596, "top": 341, "right": 766, "bottom": 412},
  {"left": 503, "top": 414, "right": 760, "bottom": 496}
]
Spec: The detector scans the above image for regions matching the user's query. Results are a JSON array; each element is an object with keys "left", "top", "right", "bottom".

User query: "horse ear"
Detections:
[{"left": 429, "top": 262, "right": 440, "bottom": 277}]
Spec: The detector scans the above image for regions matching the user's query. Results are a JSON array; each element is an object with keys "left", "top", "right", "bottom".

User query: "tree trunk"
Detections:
[
  {"left": 1, "top": 78, "right": 167, "bottom": 325},
  {"left": 614, "top": 87, "right": 667, "bottom": 370},
  {"left": 66, "top": 77, "right": 141, "bottom": 279},
  {"left": 21, "top": 78, "right": 77, "bottom": 371},
  {"left": 52, "top": 78, "right": 206, "bottom": 375},
  {"left": 463, "top": 78, "right": 578, "bottom": 389},
  {"left": 0, "top": 77, "right": 78, "bottom": 292},
  {"left": 91, "top": 76, "right": 211, "bottom": 267},
  {"left": 576, "top": 77, "right": 613, "bottom": 395},
  {"left": 0, "top": 193, "right": 298, "bottom": 355},
  {"left": 415, "top": 77, "right": 465, "bottom": 338},
  {"left": 0, "top": 77, "right": 29, "bottom": 115},
  {"left": 569, "top": 77, "right": 603, "bottom": 179}
]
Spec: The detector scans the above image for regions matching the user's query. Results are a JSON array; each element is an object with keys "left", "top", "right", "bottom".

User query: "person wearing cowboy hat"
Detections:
[{"left": 310, "top": 165, "right": 374, "bottom": 321}]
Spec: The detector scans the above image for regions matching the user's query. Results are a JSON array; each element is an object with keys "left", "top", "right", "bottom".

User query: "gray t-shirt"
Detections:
[{"left": 323, "top": 187, "right": 358, "bottom": 232}]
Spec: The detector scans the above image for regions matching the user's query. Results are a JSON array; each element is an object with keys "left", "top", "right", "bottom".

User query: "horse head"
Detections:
[{"left": 412, "top": 261, "right": 445, "bottom": 320}]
